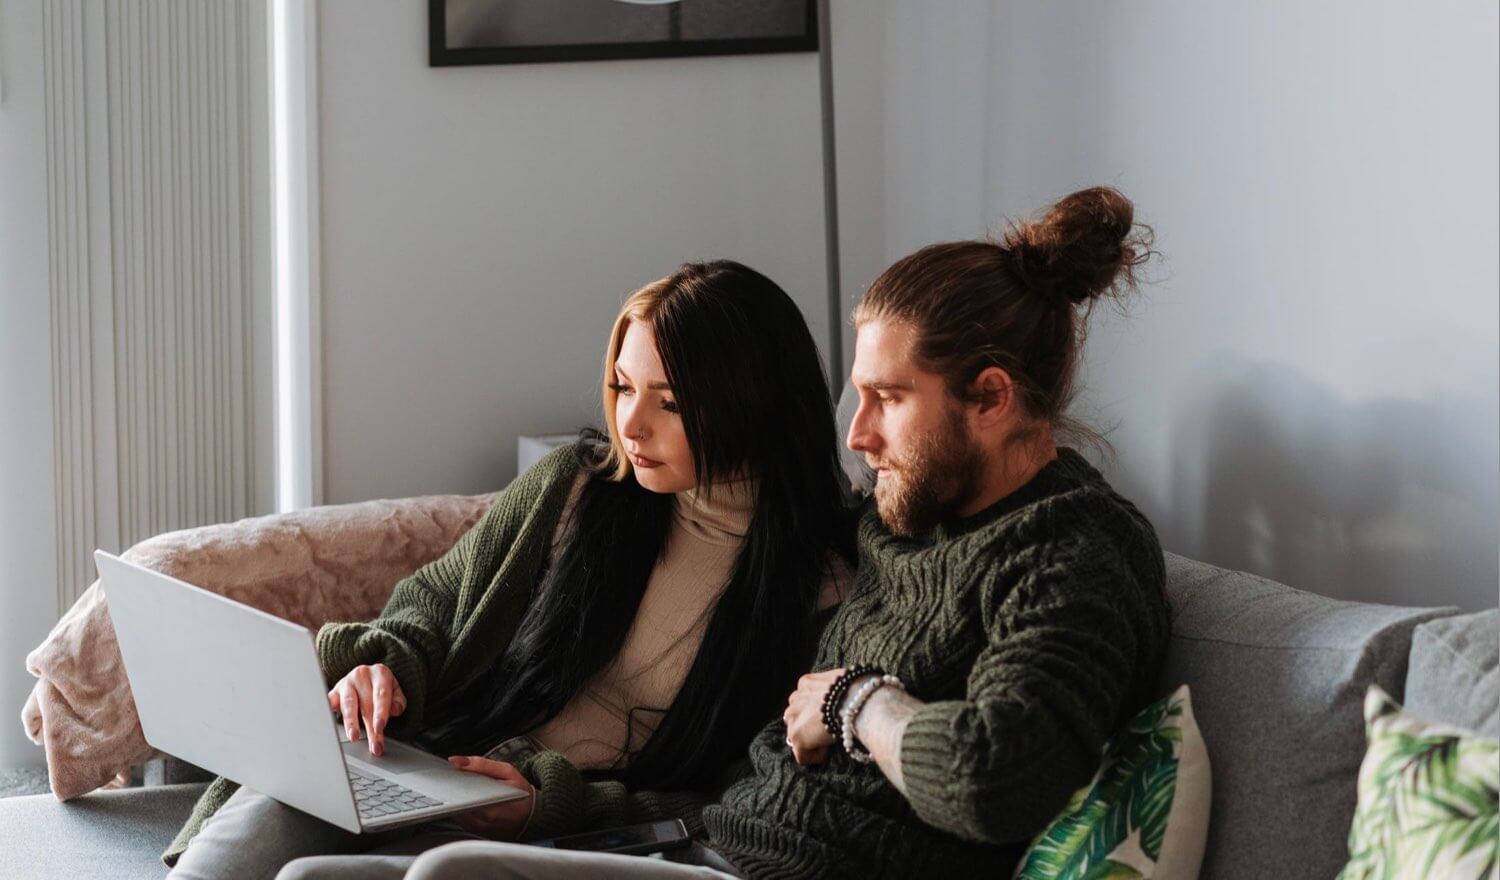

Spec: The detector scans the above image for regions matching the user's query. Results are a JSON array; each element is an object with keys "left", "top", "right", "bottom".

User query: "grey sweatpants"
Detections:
[
  {"left": 165, "top": 786, "right": 484, "bottom": 880},
  {"left": 166, "top": 787, "right": 742, "bottom": 880}
]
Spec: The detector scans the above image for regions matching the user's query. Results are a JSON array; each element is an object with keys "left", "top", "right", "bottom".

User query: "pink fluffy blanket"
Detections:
[{"left": 21, "top": 491, "right": 495, "bottom": 800}]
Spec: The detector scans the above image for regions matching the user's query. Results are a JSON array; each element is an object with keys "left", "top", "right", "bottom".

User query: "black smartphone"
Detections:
[{"left": 531, "top": 819, "right": 692, "bottom": 856}]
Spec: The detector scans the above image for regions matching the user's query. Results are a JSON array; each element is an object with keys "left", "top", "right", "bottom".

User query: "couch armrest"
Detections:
[{"left": 21, "top": 491, "right": 497, "bottom": 801}]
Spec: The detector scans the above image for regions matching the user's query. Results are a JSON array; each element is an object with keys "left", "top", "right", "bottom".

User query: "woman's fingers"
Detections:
[
  {"left": 346, "top": 667, "right": 381, "bottom": 755},
  {"left": 336, "top": 666, "right": 381, "bottom": 753},
  {"left": 328, "top": 665, "right": 406, "bottom": 755},
  {"left": 446, "top": 759, "right": 536, "bottom": 840},
  {"left": 369, "top": 665, "right": 399, "bottom": 756},
  {"left": 339, "top": 684, "right": 361, "bottom": 742},
  {"left": 447, "top": 756, "right": 526, "bottom": 785},
  {"left": 388, "top": 667, "right": 407, "bottom": 715}
]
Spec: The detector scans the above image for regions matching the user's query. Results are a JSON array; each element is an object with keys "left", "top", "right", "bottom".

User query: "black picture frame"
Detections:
[{"left": 428, "top": 0, "right": 818, "bottom": 68}]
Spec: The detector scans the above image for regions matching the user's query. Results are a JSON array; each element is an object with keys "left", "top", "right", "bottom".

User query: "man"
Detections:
[{"left": 698, "top": 187, "right": 1171, "bottom": 878}]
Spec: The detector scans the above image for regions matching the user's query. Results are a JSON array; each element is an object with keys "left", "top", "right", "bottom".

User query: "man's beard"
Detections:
[{"left": 871, "top": 407, "right": 984, "bottom": 537}]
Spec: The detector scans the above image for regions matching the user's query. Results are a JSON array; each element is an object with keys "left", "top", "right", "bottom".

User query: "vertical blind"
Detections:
[{"left": 40, "top": 0, "right": 275, "bottom": 614}]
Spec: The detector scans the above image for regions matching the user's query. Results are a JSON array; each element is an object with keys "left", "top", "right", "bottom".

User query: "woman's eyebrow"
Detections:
[{"left": 613, "top": 363, "right": 671, "bottom": 391}]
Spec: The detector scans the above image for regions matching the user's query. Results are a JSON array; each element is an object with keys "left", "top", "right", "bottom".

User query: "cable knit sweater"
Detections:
[{"left": 703, "top": 447, "right": 1170, "bottom": 879}]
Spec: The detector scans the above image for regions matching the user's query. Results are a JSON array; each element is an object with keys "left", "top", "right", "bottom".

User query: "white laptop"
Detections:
[{"left": 95, "top": 550, "right": 529, "bottom": 833}]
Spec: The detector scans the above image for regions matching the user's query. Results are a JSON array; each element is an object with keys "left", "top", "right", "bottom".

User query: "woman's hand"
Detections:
[
  {"left": 782, "top": 669, "right": 845, "bottom": 766},
  {"left": 326, "top": 663, "right": 407, "bottom": 757},
  {"left": 445, "top": 756, "right": 537, "bottom": 840}
]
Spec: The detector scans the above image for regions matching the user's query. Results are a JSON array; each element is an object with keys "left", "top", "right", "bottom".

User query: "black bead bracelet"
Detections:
[{"left": 821, "top": 663, "right": 882, "bottom": 740}]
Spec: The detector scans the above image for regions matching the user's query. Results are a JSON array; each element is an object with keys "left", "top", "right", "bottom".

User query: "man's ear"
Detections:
[{"left": 968, "top": 367, "right": 1014, "bottom": 426}]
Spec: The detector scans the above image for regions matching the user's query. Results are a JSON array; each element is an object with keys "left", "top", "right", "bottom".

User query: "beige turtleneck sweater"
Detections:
[{"left": 527, "top": 475, "right": 773, "bottom": 770}]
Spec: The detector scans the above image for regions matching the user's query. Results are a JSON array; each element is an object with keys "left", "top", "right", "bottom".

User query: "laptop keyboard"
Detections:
[{"left": 347, "top": 767, "right": 442, "bottom": 820}]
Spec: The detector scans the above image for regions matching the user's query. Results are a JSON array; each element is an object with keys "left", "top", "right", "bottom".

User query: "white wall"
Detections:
[
  {"left": 0, "top": 0, "right": 62, "bottom": 769},
  {"left": 881, "top": 1, "right": 1498, "bottom": 610},
  {"left": 317, "top": 1, "right": 832, "bottom": 503}
]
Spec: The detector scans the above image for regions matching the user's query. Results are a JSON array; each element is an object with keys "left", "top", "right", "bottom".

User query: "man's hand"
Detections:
[
  {"left": 782, "top": 669, "right": 846, "bottom": 766},
  {"left": 445, "top": 756, "right": 536, "bottom": 840}
]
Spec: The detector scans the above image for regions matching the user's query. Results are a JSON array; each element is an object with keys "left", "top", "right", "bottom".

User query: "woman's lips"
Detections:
[{"left": 630, "top": 453, "right": 663, "bottom": 469}]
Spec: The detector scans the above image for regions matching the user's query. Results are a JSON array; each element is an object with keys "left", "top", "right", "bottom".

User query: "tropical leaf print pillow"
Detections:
[
  {"left": 1337, "top": 685, "right": 1498, "bottom": 880},
  {"left": 1013, "top": 684, "right": 1211, "bottom": 880}
]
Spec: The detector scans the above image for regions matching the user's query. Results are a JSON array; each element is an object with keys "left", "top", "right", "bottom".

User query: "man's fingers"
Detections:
[{"left": 791, "top": 743, "right": 828, "bottom": 766}]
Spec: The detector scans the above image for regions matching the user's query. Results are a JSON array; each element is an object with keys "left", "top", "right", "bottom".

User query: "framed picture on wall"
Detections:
[{"left": 428, "top": 0, "right": 818, "bottom": 67}]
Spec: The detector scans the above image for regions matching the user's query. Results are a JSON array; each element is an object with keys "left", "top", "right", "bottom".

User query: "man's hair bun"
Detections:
[{"left": 1000, "top": 186, "right": 1153, "bottom": 306}]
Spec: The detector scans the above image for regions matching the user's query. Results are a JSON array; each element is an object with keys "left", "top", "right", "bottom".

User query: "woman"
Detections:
[{"left": 164, "top": 260, "right": 852, "bottom": 880}]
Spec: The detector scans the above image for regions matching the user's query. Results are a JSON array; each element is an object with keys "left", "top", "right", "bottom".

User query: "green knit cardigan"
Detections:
[{"left": 163, "top": 445, "right": 753, "bottom": 866}]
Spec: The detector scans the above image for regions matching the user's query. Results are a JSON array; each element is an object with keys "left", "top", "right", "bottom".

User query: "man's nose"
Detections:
[{"left": 846, "top": 402, "right": 876, "bottom": 453}]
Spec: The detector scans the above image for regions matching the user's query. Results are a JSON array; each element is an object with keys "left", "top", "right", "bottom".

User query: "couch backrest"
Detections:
[
  {"left": 1404, "top": 609, "right": 1500, "bottom": 738},
  {"left": 1156, "top": 551, "right": 1460, "bottom": 880}
]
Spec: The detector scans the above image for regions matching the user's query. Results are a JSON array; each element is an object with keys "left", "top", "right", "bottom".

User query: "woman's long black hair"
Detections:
[{"left": 422, "top": 261, "right": 852, "bottom": 790}]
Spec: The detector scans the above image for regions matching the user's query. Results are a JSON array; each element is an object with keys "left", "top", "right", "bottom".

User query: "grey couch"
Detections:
[{"left": 3, "top": 548, "right": 1495, "bottom": 879}]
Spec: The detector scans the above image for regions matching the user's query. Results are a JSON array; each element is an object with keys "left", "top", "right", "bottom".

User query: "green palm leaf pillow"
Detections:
[
  {"left": 1014, "top": 684, "right": 1211, "bottom": 880},
  {"left": 1337, "top": 684, "right": 1498, "bottom": 880}
]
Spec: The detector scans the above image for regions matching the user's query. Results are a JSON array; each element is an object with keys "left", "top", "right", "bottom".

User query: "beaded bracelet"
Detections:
[
  {"left": 820, "top": 664, "right": 881, "bottom": 740},
  {"left": 839, "top": 674, "right": 905, "bottom": 764}
]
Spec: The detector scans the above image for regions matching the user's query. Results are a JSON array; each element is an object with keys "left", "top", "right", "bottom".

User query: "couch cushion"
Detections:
[
  {"left": 1337, "top": 685, "right": 1498, "bottom": 879},
  {"left": 0, "top": 782, "right": 207, "bottom": 879},
  {"left": 1154, "top": 552, "right": 1458, "bottom": 880},
  {"left": 1404, "top": 609, "right": 1500, "bottom": 738},
  {"left": 1014, "top": 684, "right": 1211, "bottom": 880}
]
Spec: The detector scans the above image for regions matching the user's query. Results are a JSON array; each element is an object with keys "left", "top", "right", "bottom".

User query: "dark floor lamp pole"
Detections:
[{"left": 816, "top": 0, "right": 843, "bottom": 393}]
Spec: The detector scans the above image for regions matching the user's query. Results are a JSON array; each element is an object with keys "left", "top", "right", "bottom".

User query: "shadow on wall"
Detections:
[{"left": 1160, "top": 357, "right": 1498, "bottom": 612}]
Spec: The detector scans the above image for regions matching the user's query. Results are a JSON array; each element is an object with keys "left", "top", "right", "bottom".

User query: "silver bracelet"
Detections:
[{"left": 838, "top": 674, "right": 905, "bottom": 763}]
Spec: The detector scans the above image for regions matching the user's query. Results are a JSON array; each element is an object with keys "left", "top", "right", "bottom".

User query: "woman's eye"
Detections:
[
  {"left": 609, "top": 383, "right": 633, "bottom": 396},
  {"left": 660, "top": 399, "right": 680, "bottom": 414}
]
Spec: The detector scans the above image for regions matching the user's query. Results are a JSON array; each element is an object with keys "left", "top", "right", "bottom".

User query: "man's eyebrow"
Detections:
[{"left": 857, "top": 379, "right": 913, "bottom": 392}]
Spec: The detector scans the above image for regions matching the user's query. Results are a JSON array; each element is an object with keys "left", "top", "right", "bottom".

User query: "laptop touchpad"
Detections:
[{"left": 342, "top": 739, "right": 439, "bottom": 776}]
